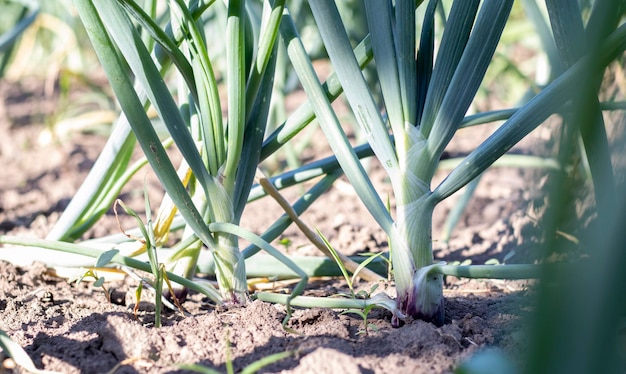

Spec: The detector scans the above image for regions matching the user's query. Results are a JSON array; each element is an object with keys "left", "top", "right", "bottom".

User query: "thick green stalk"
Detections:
[
  {"left": 206, "top": 181, "right": 246, "bottom": 303},
  {"left": 280, "top": 6, "right": 408, "bottom": 304},
  {"left": 394, "top": 195, "right": 444, "bottom": 325},
  {"left": 307, "top": 0, "right": 433, "bottom": 322},
  {"left": 203, "top": 0, "right": 247, "bottom": 304}
]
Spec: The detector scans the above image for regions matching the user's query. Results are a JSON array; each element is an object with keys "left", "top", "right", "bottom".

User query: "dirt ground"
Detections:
[{"left": 0, "top": 74, "right": 560, "bottom": 374}]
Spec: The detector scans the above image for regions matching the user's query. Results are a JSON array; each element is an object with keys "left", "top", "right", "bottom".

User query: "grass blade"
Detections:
[
  {"left": 242, "top": 171, "right": 340, "bottom": 258},
  {"left": 240, "top": 351, "right": 293, "bottom": 374}
]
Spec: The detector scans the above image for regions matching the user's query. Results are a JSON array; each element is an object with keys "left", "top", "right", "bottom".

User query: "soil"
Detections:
[{"left": 0, "top": 72, "right": 574, "bottom": 374}]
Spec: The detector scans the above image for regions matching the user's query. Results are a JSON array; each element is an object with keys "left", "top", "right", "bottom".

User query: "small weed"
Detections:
[{"left": 68, "top": 249, "right": 119, "bottom": 303}]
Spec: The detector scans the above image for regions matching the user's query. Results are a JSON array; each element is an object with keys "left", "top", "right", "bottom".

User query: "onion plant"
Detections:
[
  {"left": 1, "top": 0, "right": 624, "bottom": 335},
  {"left": 4, "top": 0, "right": 381, "bottom": 309},
  {"left": 459, "top": 1, "right": 626, "bottom": 370},
  {"left": 58, "top": 0, "right": 257, "bottom": 304},
  {"left": 525, "top": 1, "right": 626, "bottom": 373},
  {"left": 53, "top": 0, "right": 360, "bottom": 308},
  {"left": 276, "top": 0, "right": 626, "bottom": 326}
]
